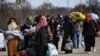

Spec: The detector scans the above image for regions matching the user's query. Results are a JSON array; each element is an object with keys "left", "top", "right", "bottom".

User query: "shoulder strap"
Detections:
[{"left": 91, "top": 20, "right": 96, "bottom": 31}]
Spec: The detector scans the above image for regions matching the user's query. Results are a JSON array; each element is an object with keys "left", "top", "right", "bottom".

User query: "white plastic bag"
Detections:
[
  {"left": 47, "top": 43, "right": 59, "bottom": 56},
  {"left": 81, "top": 37, "right": 85, "bottom": 50},
  {"left": 0, "top": 33, "right": 5, "bottom": 48},
  {"left": 64, "top": 40, "right": 73, "bottom": 50}
]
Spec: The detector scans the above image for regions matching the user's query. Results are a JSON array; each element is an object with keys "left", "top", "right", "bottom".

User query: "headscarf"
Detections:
[
  {"left": 8, "top": 21, "right": 18, "bottom": 31},
  {"left": 36, "top": 16, "right": 47, "bottom": 30},
  {"left": 26, "top": 18, "right": 32, "bottom": 25}
]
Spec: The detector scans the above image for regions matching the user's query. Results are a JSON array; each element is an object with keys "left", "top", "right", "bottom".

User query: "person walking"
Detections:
[
  {"left": 48, "top": 16, "right": 59, "bottom": 49},
  {"left": 4, "top": 18, "right": 21, "bottom": 56},
  {"left": 83, "top": 13, "right": 99, "bottom": 53},
  {"left": 71, "top": 20, "right": 82, "bottom": 49},
  {"left": 21, "top": 18, "right": 33, "bottom": 49},
  {"left": 61, "top": 15, "right": 74, "bottom": 53},
  {"left": 56, "top": 14, "right": 64, "bottom": 36},
  {"left": 25, "top": 15, "right": 52, "bottom": 56}
]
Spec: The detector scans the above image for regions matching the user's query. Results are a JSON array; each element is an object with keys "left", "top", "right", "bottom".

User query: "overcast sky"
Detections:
[{"left": 7, "top": 0, "right": 88, "bottom": 8}]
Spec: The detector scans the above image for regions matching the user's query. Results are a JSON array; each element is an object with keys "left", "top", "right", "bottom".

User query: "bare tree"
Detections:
[{"left": 86, "top": 0, "right": 100, "bottom": 13}]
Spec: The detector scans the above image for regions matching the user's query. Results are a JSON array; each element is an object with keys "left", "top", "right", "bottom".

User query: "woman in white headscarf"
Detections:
[{"left": 4, "top": 18, "right": 21, "bottom": 56}]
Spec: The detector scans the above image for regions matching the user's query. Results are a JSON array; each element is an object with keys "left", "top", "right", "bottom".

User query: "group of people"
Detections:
[{"left": 2, "top": 12, "right": 100, "bottom": 56}]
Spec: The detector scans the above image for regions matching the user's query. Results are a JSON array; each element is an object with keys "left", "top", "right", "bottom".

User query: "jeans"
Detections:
[{"left": 71, "top": 31, "right": 80, "bottom": 48}]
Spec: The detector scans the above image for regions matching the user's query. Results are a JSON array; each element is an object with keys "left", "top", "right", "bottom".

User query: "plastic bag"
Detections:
[
  {"left": 64, "top": 40, "right": 73, "bottom": 51},
  {"left": 46, "top": 43, "right": 59, "bottom": 56}
]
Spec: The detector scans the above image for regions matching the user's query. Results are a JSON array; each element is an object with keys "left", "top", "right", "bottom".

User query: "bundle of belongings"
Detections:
[
  {"left": 70, "top": 12, "right": 86, "bottom": 21},
  {"left": 5, "top": 30, "right": 24, "bottom": 40}
]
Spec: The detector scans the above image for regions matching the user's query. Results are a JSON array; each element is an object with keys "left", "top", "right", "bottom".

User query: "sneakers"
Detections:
[
  {"left": 93, "top": 48, "right": 96, "bottom": 52},
  {"left": 87, "top": 51, "right": 92, "bottom": 54},
  {"left": 91, "top": 47, "right": 96, "bottom": 52},
  {"left": 85, "top": 51, "right": 92, "bottom": 54}
]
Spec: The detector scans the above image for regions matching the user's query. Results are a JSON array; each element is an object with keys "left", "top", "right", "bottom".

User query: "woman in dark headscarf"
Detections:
[
  {"left": 20, "top": 17, "right": 33, "bottom": 49},
  {"left": 4, "top": 18, "right": 20, "bottom": 56}
]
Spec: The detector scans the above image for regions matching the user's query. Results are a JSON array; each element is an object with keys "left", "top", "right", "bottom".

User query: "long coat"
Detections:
[
  {"left": 83, "top": 20, "right": 99, "bottom": 36},
  {"left": 61, "top": 16, "right": 74, "bottom": 51},
  {"left": 27, "top": 25, "right": 51, "bottom": 56}
]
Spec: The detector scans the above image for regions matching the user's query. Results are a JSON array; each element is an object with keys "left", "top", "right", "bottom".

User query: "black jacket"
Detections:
[
  {"left": 83, "top": 20, "right": 99, "bottom": 36},
  {"left": 63, "top": 17, "right": 74, "bottom": 35},
  {"left": 48, "top": 20, "right": 58, "bottom": 35}
]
